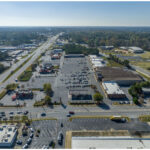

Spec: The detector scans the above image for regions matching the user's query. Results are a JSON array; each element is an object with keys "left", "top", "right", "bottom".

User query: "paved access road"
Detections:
[{"left": 0, "top": 33, "right": 60, "bottom": 93}]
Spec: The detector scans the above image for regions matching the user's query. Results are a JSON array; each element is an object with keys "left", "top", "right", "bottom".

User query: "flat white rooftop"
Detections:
[
  {"left": 72, "top": 136, "right": 150, "bottom": 149},
  {"left": 0, "top": 125, "right": 17, "bottom": 146},
  {"left": 102, "top": 81, "right": 125, "bottom": 95}
]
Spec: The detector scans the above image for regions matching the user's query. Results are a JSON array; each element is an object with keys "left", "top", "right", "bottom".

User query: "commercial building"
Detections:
[
  {"left": 100, "top": 46, "right": 114, "bottom": 50},
  {"left": 128, "top": 47, "right": 144, "bottom": 53},
  {"left": 66, "top": 130, "right": 150, "bottom": 149},
  {"left": 102, "top": 81, "right": 126, "bottom": 99},
  {"left": 15, "top": 89, "right": 33, "bottom": 99},
  {"left": 40, "top": 62, "right": 54, "bottom": 74},
  {"left": 64, "top": 54, "right": 85, "bottom": 58},
  {"left": 0, "top": 125, "right": 17, "bottom": 148},
  {"left": 96, "top": 67, "right": 143, "bottom": 86},
  {"left": 89, "top": 55, "right": 105, "bottom": 69},
  {"left": 68, "top": 90, "right": 93, "bottom": 104}
]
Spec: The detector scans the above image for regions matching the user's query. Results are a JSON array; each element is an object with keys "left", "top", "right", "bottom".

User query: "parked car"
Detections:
[
  {"left": 30, "top": 128, "right": 34, "bottom": 133},
  {"left": 9, "top": 112, "right": 14, "bottom": 115},
  {"left": 16, "top": 140, "right": 22, "bottom": 145},
  {"left": 41, "top": 112, "right": 46, "bottom": 117},
  {"left": 22, "top": 144, "right": 28, "bottom": 149},
  {"left": 24, "top": 111, "right": 29, "bottom": 115},
  {"left": 30, "top": 133, "right": 34, "bottom": 138},
  {"left": 66, "top": 114, "right": 71, "bottom": 117},
  {"left": 27, "top": 138, "right": 32, "bottom": 145},
  {"left": 57, "top": 132, "right": 63, "bottom": 145}
]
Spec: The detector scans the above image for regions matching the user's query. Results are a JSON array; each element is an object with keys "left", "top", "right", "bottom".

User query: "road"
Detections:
[{"left": 0, "top": 34, "right": 60, "bottom": 93}]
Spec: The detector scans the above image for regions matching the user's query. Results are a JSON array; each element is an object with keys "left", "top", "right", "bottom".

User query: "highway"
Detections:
[{"left": 0, "top": 34, "right": 60, "bottom": 93}]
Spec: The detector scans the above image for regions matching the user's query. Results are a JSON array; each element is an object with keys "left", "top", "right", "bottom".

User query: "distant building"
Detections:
[
  {"left": 0, "top": 125, "right": 17, "bottom": 148},
  {"left": 119, "top": 47, "right": 129, "bottom": 50},
  {"left": 64, "top": 54, "right": 85, "bottom": 58},
  {"left": 128, "top": 47, "right": 144, "bottom": 53},
  {"left": 102, "top": 81, "right": 126, "bottom": 99},
  {"left": 100, "top": 46, "right": 114, "bottom": 50},
  {"left": 0, "top": 46, "right": 17, "bottom": 51}
]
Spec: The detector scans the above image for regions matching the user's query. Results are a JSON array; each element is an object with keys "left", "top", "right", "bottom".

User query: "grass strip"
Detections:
[
  {"left": 69, "top": 115, "right": 130, "bottom": 122},
  {"left": 0, "top": 89, "right": 7, "bottom": 100},
  {"left": 139, "top": 115, "right": 150, "bottom": 122}
]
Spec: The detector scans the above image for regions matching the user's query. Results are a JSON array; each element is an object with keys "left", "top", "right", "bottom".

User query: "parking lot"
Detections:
[{"left": 15, "top": 117, "right": 150, "bottom": 149}]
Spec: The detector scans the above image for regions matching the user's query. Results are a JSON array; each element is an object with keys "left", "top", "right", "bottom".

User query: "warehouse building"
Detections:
[
  {"left": 66, "top": 130, "right": 150, "bottom": 149},
  {"left": 96, "top": 67, "right": 143, "bottom": 86},
  {"left": 102, "top": 81, "right": 126, "bottom": 99},
  {"left": 0, "top": 125, "right": 17, "bottom": 148},
  {"left": 128, "top": 47, "right": 144, "bottom": 53},
  {"left": 64, "top": 54, "right": 85, "bottom": 58}
]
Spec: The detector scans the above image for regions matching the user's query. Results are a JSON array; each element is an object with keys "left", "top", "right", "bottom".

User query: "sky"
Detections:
[{"left": 0, "top": 1, "right": 150, "bottom": 26}]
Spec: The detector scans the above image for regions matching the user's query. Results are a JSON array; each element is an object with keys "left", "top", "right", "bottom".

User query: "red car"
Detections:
[{"left": 69, "top": 111, "right": 75, "bottom": 115}]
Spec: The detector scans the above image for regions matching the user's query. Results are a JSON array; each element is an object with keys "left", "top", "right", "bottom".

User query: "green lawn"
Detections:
[
  {"left": 131, "top": 61, "right": 150, "bottom": 71},
  {"left": 107, "top": 59, "right": 124, "bottom": 67},
  {"left": 18, "top": 71, "right": 32, "bottom": 82}
]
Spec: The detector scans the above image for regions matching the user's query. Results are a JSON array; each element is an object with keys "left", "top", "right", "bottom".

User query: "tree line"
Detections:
[
  {"left": 59, "top": 28, "right": 150, "bottom": 51},
  {"left": 63, "top": 44, "right": 99, "bottom": 55},
  {"left": 109, "top": 54, "right": 130, "bottom": 67},
  {"left": 0, "top": 27, "right": 48, "bottom": 46}
]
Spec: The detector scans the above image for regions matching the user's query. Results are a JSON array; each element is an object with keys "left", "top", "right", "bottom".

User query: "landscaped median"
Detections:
[
  {"left": 2, "top": 55, "right": 33, "bottom": 83},
  {"left": 0, "top": 89, "right": 7, "bottom": 100},
  {"left": 18, "top": 65, "right": 33, "bottom": 81},
  {"left": 69, "top": 115, "right": 130, "bottom": 122},
  {"left": 139, "top": 115, "right": 150, "bottom": 122}
]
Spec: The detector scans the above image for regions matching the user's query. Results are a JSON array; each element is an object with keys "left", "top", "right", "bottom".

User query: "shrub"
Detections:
[{"left": 93, "top": 92, "right": 103, "bottom": 104}]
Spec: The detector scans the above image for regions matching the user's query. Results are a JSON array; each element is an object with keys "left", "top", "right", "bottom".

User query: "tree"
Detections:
[
  {"left": 93, "top": 92, "right": 103, "bottom": 104},
  {"left": 43, "top": 83, "right": 52, "bottom": 96},
  {"left": 44, "top": 95, "right": 51, "bottom": 105},
  {"left": 133, "top": 97, "right": 138, "bottom": 104}
]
